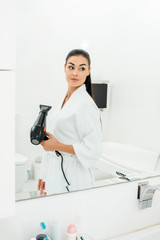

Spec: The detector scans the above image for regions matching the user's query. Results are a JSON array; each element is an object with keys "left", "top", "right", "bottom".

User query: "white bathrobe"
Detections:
[{"left": 40, "top": 84, "right": 102, "bottom": 195}]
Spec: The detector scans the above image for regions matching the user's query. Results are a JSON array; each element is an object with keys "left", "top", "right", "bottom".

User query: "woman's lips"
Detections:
[{"left": 71, "top": 78, "right": 78, "bottom": 81}]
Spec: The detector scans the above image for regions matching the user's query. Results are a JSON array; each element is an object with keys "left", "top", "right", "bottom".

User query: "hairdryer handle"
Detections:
[
  {"left": 43, "top": 135, "right": 49, "bottom": 141},
  {"left": 43, "top": 136, "right": 60, "bottom": 157}
]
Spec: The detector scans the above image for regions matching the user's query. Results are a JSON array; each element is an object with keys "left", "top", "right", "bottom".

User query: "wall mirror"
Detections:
[{"left": 15, "top": 0, "right": 160, "bottom": 201}]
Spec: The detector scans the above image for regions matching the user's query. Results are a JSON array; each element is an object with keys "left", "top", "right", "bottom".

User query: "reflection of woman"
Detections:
[{"left": 38, "top": 49, "right": 102, "bottom": 195}]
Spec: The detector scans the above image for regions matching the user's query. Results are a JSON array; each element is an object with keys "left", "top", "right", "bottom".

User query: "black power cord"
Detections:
[
  {"left": 55, "top": 151, "right": 70, "bottom": 192},
  {"left": 43, "top": 135, "right": 70, "bottom": 191}
]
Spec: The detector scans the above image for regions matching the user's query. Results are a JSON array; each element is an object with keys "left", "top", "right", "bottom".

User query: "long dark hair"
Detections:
[{"left": 65, "top": 49, "right": 93, "bottom": 98}]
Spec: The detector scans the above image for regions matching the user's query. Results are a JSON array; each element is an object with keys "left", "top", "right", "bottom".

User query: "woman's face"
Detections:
[{"left": 64, "top": 55, "right": 91, "bottom": 89}]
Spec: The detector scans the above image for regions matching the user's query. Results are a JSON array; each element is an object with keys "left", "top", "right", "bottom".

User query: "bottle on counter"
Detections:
[
  {"left": 67, "top": 224, "right": 77, "bottom": 240},
  {"left": 50, "top": 220, "right": 61, "bottom": 240},
  {"left": 36, "top": 234, "right": 47, "bottom": 240}
]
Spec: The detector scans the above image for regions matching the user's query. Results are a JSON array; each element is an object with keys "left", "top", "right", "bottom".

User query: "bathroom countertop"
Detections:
[{"left": 15, "top": 179, "right": 40, "bottom": 201}]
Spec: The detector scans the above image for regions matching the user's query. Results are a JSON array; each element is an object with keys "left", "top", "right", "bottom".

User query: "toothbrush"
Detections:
[{"left": 40, "top": 222, "right": 52, "bottom": 240}]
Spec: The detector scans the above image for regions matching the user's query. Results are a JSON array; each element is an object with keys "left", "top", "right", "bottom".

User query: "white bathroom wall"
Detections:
[
  {"left": 0, "top": 0, "right": 16, "bottom": 218},
  {"left": 15, "top": 0, "right": 113, "bottom": 160},
  {"left": 0, "top": 0, "right": 16, "bottom": 69},
  {"left": 0, "top": 176, "right": 160, "bottom": 240},
  {"left": 16, "top": 0, "right": 160, "bottom": 162},
  {"left": 105, "top": 0, "right": 160, "bottom": 152},
  {"left": 0, "top": 72, "right": 15, "bottom": 219}
]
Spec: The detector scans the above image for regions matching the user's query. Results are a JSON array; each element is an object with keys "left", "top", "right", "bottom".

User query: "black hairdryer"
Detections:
[{"left": 30, "top": 105, "right": 52, "bottom": 145}]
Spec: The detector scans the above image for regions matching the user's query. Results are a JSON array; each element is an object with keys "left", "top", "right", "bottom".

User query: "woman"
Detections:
[{"left": 38, "top": 49, "right": 102, "bottom": 195}]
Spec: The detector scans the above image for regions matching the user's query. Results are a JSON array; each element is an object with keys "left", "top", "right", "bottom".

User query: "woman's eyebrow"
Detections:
[
  {"left": 68, "top": 62, "right": 74, "bottom": 65},
  {"left": 68, "top": 62, "right": 87, "bottom": 67},
  {"left": 79, "top": 64, "right": 87, "bottom": 66}
]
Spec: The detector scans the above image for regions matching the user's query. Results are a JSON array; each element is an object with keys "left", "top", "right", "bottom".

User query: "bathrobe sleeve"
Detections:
[{"left": 73, "top": 102, "right": 103, "bottom": 169}]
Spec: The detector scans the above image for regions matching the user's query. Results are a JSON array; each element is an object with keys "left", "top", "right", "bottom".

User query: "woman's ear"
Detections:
[{"left": 87, "top": 67, "right": 91, "bottom": 76}]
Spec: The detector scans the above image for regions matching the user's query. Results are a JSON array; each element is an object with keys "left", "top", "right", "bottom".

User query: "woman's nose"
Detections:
[{"left": 73, "top": 69, "right": 78, "bottom": 76}]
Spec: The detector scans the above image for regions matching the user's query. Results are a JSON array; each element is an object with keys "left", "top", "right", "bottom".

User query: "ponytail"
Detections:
[{"left": 84, "top": 74, "right": 93, "bottom": 98}]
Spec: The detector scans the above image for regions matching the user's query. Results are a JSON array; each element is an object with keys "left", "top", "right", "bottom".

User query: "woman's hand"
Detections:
[
  {"left": 40, "top": 132, "right": 59, "bottom": 151},
  {"left": 41, "top": 132, "right": 75, "bottom": 154},
  {"left": 38, "top": 179, "right": 46, "bottom": 195}
]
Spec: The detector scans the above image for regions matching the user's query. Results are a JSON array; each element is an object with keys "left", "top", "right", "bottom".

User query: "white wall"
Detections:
[
  {"left": 0, "top": 0, "right": 16, "bottom": 218},
  {"left": 15, "top": 0, "right": 113, "bottom": 161},
  {"left": 0, "top": 176, "right": 160, "bottom": 240},
  {"left": 16, "top": 0, "right": 160, "bottom": 163},
  {"left": 105, "top": 0, "right": 160, "bottom": 152},
  {"left": 0, "top": 72, "right": 15, "bottom": 219},
  {"left": 0, "top": 0, "right": 16, "bottom": 69}
]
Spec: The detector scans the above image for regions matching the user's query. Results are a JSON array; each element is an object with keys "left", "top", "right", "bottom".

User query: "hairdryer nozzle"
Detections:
[
  {"left": 39, "top": 105, "right": 52, "bottom": 114},
  {"left": 30, "top": 104, "right": 52, "bottom": 145}
]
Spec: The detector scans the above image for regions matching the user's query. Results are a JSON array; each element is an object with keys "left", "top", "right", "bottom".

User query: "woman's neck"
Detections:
[{"left": 67, "top": 86, "right": 79, "bottom": 99}]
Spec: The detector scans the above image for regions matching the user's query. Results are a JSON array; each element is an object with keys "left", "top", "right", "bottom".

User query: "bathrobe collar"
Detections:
[
  {"left": 68, "top": 84, "right": 86, "bottom": 99},
  {"left": 61, "top": 84, "right": 86, "bottom": 109}
]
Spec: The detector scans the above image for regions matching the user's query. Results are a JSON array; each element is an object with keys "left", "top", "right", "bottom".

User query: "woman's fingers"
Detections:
[
  {"left": 46, "top": 132, "right": 52, "bottom": 137},
  {"left": 40, "top": 182, "right": 46, "bottom": 195},
  {"left": 40, "top": 140, "right": 45, "bottom": 145},
  {"left": 41, "top": 181, "right": 45, "bottom": 190},
  {"left": 40, "top": 190, "right": 47, "bottom": 196},
  {"left": 38, "top": 179, "right": 42, "bottom": 190},
  {"left": 38, "top": 179, "right": 45, "bottom": 191}
]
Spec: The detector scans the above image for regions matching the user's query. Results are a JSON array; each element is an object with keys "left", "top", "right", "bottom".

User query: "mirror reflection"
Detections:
[{"left": 15, "top": 0, "right": 160, "bottom": 201}]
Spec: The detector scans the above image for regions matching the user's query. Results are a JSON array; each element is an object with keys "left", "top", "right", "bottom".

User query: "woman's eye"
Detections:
[
  {"left": 68, "top": 66, "right": 74, "bottom": 70},
  {"left": 80, "top": 67, "right": 85, "bottom": 71}
]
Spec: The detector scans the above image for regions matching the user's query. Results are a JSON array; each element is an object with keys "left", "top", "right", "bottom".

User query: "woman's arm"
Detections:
[{"left": 40, "top": 132, "right": 75, "bottom": 155}]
